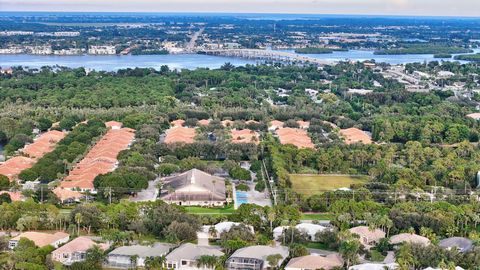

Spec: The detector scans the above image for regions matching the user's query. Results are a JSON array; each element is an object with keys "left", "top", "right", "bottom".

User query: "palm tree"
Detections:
[
  {"left": 145, "top": 256, "right": 165, "bottom": 270},
  {"left": 74, "top": 212, "right": 83, "bottom": 236},
  {"left": 267, "top": 207, "right": 276, "bottom": 233},
  {"left": 130, "top": 255, "right": 139, "bottom": 269},
  {"left": 196, "top": 255, "right": 218, "bottom": 269}
]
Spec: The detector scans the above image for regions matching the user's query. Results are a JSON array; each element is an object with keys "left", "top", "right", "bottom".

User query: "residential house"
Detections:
[
  {"left": 226, "top": 245, "right": 289, "bottom": 270},
  {"left": 160, "top": 169, "right": 226, "bottom": 206},
  {"left": 9, "top": 231, "right": 69, "bottom": 249},
  {"left": 285, "top": 254, "right": 343, "bottom": 270},
  {"left": 273, "top": 223, "right": 328, "bottom": 242},
  {"left": 203, "top": 222, "right": 254, "bottom": 239},
  {"left": 52, "top": 187, "right": 83, "bottom": 203},
  {"left": 276, "top": 128, "right": 314, "bottom": 149},
  {"left": 389, "top": 233, "right": 431, "bottom": 246},
  {"left": 106, "top": 243, "right": 173, "bottom": 269},
  {"left": 348, "top": 226, "right": 385, "bottom": 248},
  {"left": 349, "top": 263, "right": 398, "bottom": 270},
  {"left": 166, "top": 243, "right": 224, "bottom": 270},
  {"left": 439, "top": 237, "right": 473, "bottom": 253},
  {"left": 231, "top": 129, "right": 260, "bottom": 144},
  {"left": 52, "top": 237, "right": 109, "bottom": 265},
  {"left": 339, "top": 128, "right": 372, "bottom": 145},
  {"left": 268, "top": 120, "right": 284, "bottom": 131},
  {"left": 0, "top": 191, "right": 24, "bottom": 202}
]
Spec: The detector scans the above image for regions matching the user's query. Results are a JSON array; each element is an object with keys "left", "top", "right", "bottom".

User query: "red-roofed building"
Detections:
[
  {"left": 164, "top": 127, "right": 196, "bottom": 144},
  {"left": 0, "top": 191, "right": 24, "bottom": 202},
  {"left": 105, "top": 121, "right": 123, "bottom": 130},
  {"left": 171, "top": 119, "right": 185, "bottom": 127},
  {"left": 231, "top": 129, "right": 260, "bottom": 145},
  {"left": 276, "top": 128, "right": 315, "bottom": 149},
  {"left": 60, "top": 123, "right": 135, "bottom": 192},
  {"left": 339, "top": 128, "right": 372, "bottom": 145},
  {"left": 52, "top": 237, "right": 109, "bottom": 265}
]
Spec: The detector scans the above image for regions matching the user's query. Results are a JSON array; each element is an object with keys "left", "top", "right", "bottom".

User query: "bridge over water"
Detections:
[{"left": 197, "top": 49, "right": 336, "bottom": 66}]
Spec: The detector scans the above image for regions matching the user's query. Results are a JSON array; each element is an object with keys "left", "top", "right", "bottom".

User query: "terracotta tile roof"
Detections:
[
  {"left": 52, "top": 237, "right": 109, "bottom": 259},
  {"left": 105, "top": 121, "right": 123, "bottom": 129},
  {"left": 164, "top": 127, "right": 196, "bottom": 144},
  {"left": 12, "top": 231, "right": 69, "bottom": 247},
  {"left": 296, "top": 120, "right": 310, "bottom": 129},
  {"left": 286, "top": 254, "right": 343, "bottom": 270},
  {"left": 276, "top": 128, "right": 314, "bottom": 149},
  {"left": 60, "top": 125, "right": 135, "bottom": 191},
  {"left": 171, "top": 119, "right": 185, "bottom": 127},
  {"left": 52, "top": 187, "right": 83, "bottom": 202},
  {"left": 0, "top": 191, "right": 23, "bottom": 202},
  {"left": 198, "top": 119, "right": 211, "bottom": 126},
  {"left": 339, "top": 128, "right": 372, "bottom": 145},
  {"left": 21, "top": 130, "right": 66, "bottom": 159},
  {"left": 231, "top": 129, "right": 260, "bottom": 144},
  {"left": 0, "top": 156, "right": 36, "bottom": 180},
  {"left": 269, "top": 120, "right": 284, "bottom": 129}
]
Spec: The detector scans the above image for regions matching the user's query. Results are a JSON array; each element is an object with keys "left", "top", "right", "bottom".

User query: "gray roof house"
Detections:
[
  {"left": 226, "top": 245, "right": 289, "bottom": 270},
  {"left": 439, "top": 237, "right": 474, "bottom": 253},
  {"left": 160, "top": 169, "right": 226, "bottom": 206},
  {"left": 106, "top": 243, "right": 174, "bottom": 269},
  {"left": 165, "top": 243, "right": 224, "bottom": 270}
]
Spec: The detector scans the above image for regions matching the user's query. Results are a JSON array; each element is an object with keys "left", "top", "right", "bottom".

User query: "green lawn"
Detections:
[
  {"left": 301, "top": 212, "right": 333, "bottom": 220},
  {"left": 289, "top": 174, "right": 368, "bottom": 195},
  {"left": 183, "top": 205, "right": 235, "bottom": 215}
]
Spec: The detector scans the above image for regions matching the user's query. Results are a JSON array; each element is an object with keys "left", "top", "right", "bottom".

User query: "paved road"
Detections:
[{"left": 130, "top": 178, "right": 159, "bottom": 202}]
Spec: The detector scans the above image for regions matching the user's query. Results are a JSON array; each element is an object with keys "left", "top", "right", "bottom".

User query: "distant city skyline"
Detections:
[{"left": 1, "top": 0, "right": 480, "bottom": 17}]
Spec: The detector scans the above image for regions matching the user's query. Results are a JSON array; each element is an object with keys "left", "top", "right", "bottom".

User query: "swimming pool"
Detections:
[{"left": 235, "top": 190, "right": 249, "bottom": 207}]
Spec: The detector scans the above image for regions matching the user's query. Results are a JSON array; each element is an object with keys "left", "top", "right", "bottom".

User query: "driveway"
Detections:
[{"left": 130, "top": 178, "right": 159, "bottom": 202}]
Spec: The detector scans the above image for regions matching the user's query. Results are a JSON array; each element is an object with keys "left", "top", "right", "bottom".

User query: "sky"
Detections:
[{"left": 1, "top": 0, "right": 480, "bottom": 17}]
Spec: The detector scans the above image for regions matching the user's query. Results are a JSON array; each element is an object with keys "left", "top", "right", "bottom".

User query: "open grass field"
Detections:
[
  {"left": 183, "top": 205, "right": 235, "bottom": 215},
  {"left": 300, "top": 212, "right": 333, "bottom": 220},
  {"left": 289, "top": 174, "right": 368, "bottom": 195}
]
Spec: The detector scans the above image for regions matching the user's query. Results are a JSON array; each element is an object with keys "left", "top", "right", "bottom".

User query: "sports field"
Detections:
[{"left": 289, "top": 174, "right": 368, "bottom": 195}]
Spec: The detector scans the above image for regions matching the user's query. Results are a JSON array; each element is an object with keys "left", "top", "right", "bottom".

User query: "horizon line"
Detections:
[{"left": 1, "top": 10, "right": 480, "bottom": 19}]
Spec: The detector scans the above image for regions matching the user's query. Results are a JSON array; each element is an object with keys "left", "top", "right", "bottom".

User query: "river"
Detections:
[{"left": 1, "top": 49, "right": 478, "bottom": 71}]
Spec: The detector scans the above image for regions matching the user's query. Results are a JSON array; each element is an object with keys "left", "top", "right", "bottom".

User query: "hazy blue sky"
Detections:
[{"left": 1, "top": 0, "right": 480, "bottom": 17}]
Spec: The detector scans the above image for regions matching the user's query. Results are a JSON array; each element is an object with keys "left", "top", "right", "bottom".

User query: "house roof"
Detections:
[
  {"left": 161, "top": 169, "right": 226, "bottom": 201},
  {"left": 52, "top": 187, "right": 83, "bottom": 202},
  {"left": 0, "top": 156, "right": 36, "bottom": 180},
  {"left": 109, "top": 243, "right": 174, "bottom": 258},
  {"left": 286, "top": 254, "right": 343, "bottom": 270},
  {"left": 274, "top": 223, "right": 328, "bottom": 236},
  {"left": 339, "top": 128, "right": 372, "bottom": 145},
  {"left": 349, "top": 263, "right": 398, "bottom": 270},
  {"left": 198, "top": 119, "right": 211, "bottom": 126},
  {"left": 439, "top": 237, "right": 473, "bottom": 252},
  {"left": 171, "top": 119, "right": 185, "bottom": 127},
  {"left": 276, "top": 128, "right": 314, "bottom": 149},
  {"left": 61, "top": 126, "right": 135, "bottom": 190},
  {"left": 21, "top": 130, "right": 66, "bottom": 158},
  {"left": 349, "top": 226, "right": 385, "bottom": 242},
  {"left": 53, "top": 237, "right": 108, "bottom": 255},
  {"left": 230, "top": 245, "right": 289, "bottom": 264},
  {"left": 166, "top": 243, "right": 224, "bottom": 261},
  {"left": 296, "top": 120, "right": 310, "bottom": 129},
  {"left": 269, "top": 120, "right": 284, "bottom": 129},
  {"left": 466, "top": 113, "right": 480, "bottom": 120},
  {"left": 105, "top": 121, "right": 123, "bottom": 129},
  {"left": 164, "top": 127, "right": 196, "bottom": 144},
  {"left": 231, "top": 129, "right": 260, "bottom": 144},
  {"left": 11, "top": 232, "right": 69, "bottom": 247},
  {"left": 0, "top": 191, "right": 23, "bottom": 202},
  {"left": 389, "top": 233, "right": 430, "bottom": 246},
  {"left": 203, "top": 222, "right": 254, "bottom": 235}
]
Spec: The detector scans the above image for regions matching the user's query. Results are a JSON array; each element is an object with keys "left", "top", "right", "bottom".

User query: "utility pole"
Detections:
[
  {"left": 40, "top": 185, "right": 43, "bottom": 203},
  {"left": 109, "top": 187, "right": 112, "bottom": 204}
]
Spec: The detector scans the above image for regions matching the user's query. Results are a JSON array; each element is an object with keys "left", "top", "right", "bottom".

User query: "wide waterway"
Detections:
[{"left": 1, "top": 49, "right": 479, "bottom": 71}]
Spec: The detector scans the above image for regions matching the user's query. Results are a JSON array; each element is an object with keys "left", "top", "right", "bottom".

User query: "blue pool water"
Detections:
[{"left": 236, "top": 190, "right": 248, "bottom": 206}]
